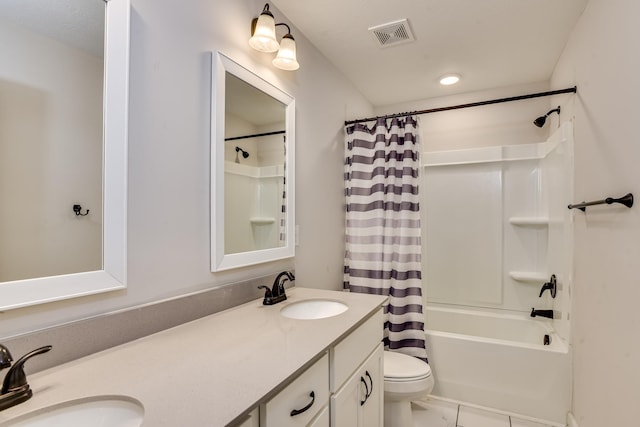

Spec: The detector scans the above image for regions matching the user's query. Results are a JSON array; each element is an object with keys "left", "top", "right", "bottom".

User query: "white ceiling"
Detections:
[
  {"left": 0, "top": 0, "right": 104, "bottom": 57},
  {"left": 270, "top": 0, "right": 589, "bottom": 107}
]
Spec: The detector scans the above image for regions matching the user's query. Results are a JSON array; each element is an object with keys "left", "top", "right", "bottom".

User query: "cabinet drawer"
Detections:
[
  {"left": 331, "top": 309, "right": 383, "bottom": 391},
  {"left": 309, "top": 405, "right": 329, "bottom": 427},
  {"left": 263, "top": 353, "right": 329, "bottom": 427}
]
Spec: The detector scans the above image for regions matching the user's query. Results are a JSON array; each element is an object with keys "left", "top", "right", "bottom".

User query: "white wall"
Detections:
[
  {"left": 0, "top": 0, "right": 373, "bottom": 338},
  {"left": 0, "top": 18, "right": 103, "bottom": 282},
  {"left": 550, "top": 0, "right": 640, "bottom": 425}
]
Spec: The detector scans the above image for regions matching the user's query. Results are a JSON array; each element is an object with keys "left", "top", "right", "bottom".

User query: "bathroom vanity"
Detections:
[{"left": 0, "top": 288, "right": 386, "bottom": 426}]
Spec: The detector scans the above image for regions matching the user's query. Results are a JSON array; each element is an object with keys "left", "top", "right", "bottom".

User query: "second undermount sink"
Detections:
[
  {"left": 3, "top": 396, "right": 144, "bottom": 427},
  {"left": 280, "top": 299, "right": 348, "bottom": 320}
]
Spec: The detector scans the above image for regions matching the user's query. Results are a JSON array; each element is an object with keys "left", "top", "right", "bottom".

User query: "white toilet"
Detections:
[{"left": 383, "top": 350, "right": 434, "bottom": 427}]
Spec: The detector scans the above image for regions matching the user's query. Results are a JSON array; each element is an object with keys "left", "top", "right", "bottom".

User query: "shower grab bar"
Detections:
[{"left": 568, "top": 193, "right": 633, "bottom": 211}]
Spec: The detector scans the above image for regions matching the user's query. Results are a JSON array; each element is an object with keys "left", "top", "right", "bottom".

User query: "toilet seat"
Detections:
[{"left": 383, "top": 351, "right": 432, "bottom": 382}]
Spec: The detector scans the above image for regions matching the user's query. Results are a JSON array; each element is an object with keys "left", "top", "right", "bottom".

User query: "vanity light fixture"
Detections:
[
  {"left": 439, "top": 73, "right": 461, "bottom": 86},
  {"left": 249, "top": 3, "right": 300, "bottom": 71}
]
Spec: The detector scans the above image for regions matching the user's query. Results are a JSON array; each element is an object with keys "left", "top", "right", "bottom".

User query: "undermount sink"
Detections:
[
  {"left": 3, "top": 396, "right": 144, "bottom": 427},
  {"left": 280, "top": 299, "right": 348, "bottom": 320}
]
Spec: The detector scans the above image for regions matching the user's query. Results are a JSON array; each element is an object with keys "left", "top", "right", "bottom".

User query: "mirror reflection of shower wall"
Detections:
[
  {"left": 224, "top": 73, "right": 286, "bottom": 255},
  {"left": 0, "top": 0, "right": 104, "bottom": 282}
]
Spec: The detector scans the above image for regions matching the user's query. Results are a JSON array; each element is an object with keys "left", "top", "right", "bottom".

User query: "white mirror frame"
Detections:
[
  {"left": 211, "top": 52, "right": 295, "bottom": 271},
  {"left": 0, "top": 0, "right": 129, "bottom": 311}
]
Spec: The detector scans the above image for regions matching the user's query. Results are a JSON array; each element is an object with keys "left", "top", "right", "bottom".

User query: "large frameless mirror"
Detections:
[
  {"left": 211, "top": 52, "right": 295, "bottom": 271},
  {"left": 0, "top": 0, "right": 129, "bottom": 310}
]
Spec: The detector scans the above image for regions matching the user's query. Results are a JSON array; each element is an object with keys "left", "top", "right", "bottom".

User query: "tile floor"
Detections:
[{"left": 411, "top": 398, "right": 558, "bottom": 427}]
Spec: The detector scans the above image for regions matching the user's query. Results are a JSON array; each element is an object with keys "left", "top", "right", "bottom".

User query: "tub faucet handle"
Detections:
[{"left": 538, "top": 274, "right": 557, "bottom": 298}]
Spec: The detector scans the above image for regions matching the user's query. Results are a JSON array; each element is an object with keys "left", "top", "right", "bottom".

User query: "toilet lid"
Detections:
[{"left": 384, "top": 351, "right": 431, "bottom": 381}]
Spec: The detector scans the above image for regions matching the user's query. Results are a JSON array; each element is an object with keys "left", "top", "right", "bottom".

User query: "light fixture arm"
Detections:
[
  {"left": 251, "top": 20, "right": 292, "bottom": 38},
  {"left": 275, "top": 22, "right": 292, "bottom": 35}
]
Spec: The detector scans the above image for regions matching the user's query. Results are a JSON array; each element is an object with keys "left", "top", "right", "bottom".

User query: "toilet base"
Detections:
[{"left": 384, "top": 399, "right": 413, "bottom": 427}]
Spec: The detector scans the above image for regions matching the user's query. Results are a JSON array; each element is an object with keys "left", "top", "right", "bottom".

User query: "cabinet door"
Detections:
[
  {"left": 331, "top": 344, "right": 384, "bottom": 427},
  {"left": 359, "top": 344, "right": 383, "bottom": 427},
  {"left": 330, "top": 369, "right": 360, "bottom": 427}
]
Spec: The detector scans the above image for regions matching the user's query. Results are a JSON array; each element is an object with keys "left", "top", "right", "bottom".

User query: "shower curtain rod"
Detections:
[
  {"left": 344, "top": 86, "right": 577, "bottom": 126},
  {"left": 224, "top": 130, "right": 285, "bottom": 141}
]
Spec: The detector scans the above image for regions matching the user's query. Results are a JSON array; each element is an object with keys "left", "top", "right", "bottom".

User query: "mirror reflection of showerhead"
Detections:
[
  {"left": 235, "top": 146, "right": 249, "bottom": 163},
  {"left": 533, "top": 106, "right": 561, "bottom": 128}
]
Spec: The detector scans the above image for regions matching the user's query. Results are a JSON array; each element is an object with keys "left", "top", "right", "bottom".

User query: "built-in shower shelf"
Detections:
[
  {"left": 250, "top": 217, "right": 276, "bottom": 225},
  {"left": 508, "top": 217, "right": 549, "bottom": 226},
  {"left": 509, "top": 271, "right": 548, "bottom": 283}
]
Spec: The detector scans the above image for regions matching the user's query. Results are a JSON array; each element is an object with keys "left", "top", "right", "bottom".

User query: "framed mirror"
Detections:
[
  {"left": 0, "top": 0, "right": 129, "bottom": 311},
  {"left": 211, "top": 52, "right": 295, "bottom": 271}
]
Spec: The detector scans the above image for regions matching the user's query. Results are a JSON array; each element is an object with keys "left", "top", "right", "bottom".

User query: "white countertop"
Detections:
[{"left": 0, "top": 288, "right": 387, "bottom": 426}]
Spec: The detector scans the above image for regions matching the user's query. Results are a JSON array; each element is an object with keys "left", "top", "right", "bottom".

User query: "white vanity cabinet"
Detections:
[
  {"left": 258, "top": 309, "right": 384, "bottom": 427},
  {"left": 330, "top": 310, "right": 384, "bottom": 427},
  {"left": 261, "top": 353, "right": 330, "bottom": 427}
]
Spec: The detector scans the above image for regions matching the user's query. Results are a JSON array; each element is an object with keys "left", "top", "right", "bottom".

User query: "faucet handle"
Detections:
[
  {"left": 0, "top": 344, "right": 13, "bottom": 369},
  {"left": 258, "top": 285, "right": 274, "bottom": 306},
  {"left": 258, "top": 285, "right": 272, "bottom": 297},
  {"left": 538, "top": 274, "right": 557, "bottom": 298}
]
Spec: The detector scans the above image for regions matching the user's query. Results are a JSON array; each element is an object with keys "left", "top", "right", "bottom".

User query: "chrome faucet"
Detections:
[
  {"left": 258, "top": 271, "right": 295, "bottom": 305},
  {"left": 0, "top": 344, "right": 52, "bottom": 411}
]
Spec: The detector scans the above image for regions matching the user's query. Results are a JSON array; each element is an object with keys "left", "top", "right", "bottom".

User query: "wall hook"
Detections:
[{"left": 73, "top": 204, "right": 89, "bottom": 216}]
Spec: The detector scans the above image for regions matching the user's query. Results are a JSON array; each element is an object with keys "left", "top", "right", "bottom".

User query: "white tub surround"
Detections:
[
  {"left": 0, "top": 288, "right": 387, "bottom": 426},
  {"left": 423, "top": 122, "right": 574, "bottom": 343},
  {"left": 420, "top": 123, "right": 573, "bottom": 425}
]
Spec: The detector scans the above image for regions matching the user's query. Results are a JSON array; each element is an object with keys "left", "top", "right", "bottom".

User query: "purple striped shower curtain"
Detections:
[{"left": 344, "top": 116, "right": 427, "bottom": 362}]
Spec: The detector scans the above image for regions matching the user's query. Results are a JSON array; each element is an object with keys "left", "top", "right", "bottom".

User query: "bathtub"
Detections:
[{"left": 424, "top": 306, "right": 571, "bottom": 425}]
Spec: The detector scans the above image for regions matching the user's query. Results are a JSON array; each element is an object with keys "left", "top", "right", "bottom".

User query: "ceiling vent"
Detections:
[{"left": 368, "top": 19, "right": 415, "bottom": 48}]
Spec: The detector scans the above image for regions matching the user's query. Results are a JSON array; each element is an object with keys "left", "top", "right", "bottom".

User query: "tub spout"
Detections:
[{"left": 530, "top": 308, "right": 554, "bottom": 319}]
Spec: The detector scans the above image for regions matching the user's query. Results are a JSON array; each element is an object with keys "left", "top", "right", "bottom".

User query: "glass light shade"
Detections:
[
  {"left": 272, "top": 34, "right": 300, "bottom": 71},
  {"left": 249, "top": 13, "right": 279, "bottom": 53}
]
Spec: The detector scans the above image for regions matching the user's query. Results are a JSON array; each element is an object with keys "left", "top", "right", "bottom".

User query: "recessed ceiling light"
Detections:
[{"left": 439, "top": 74, "right": 461, "bottom": 86}]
